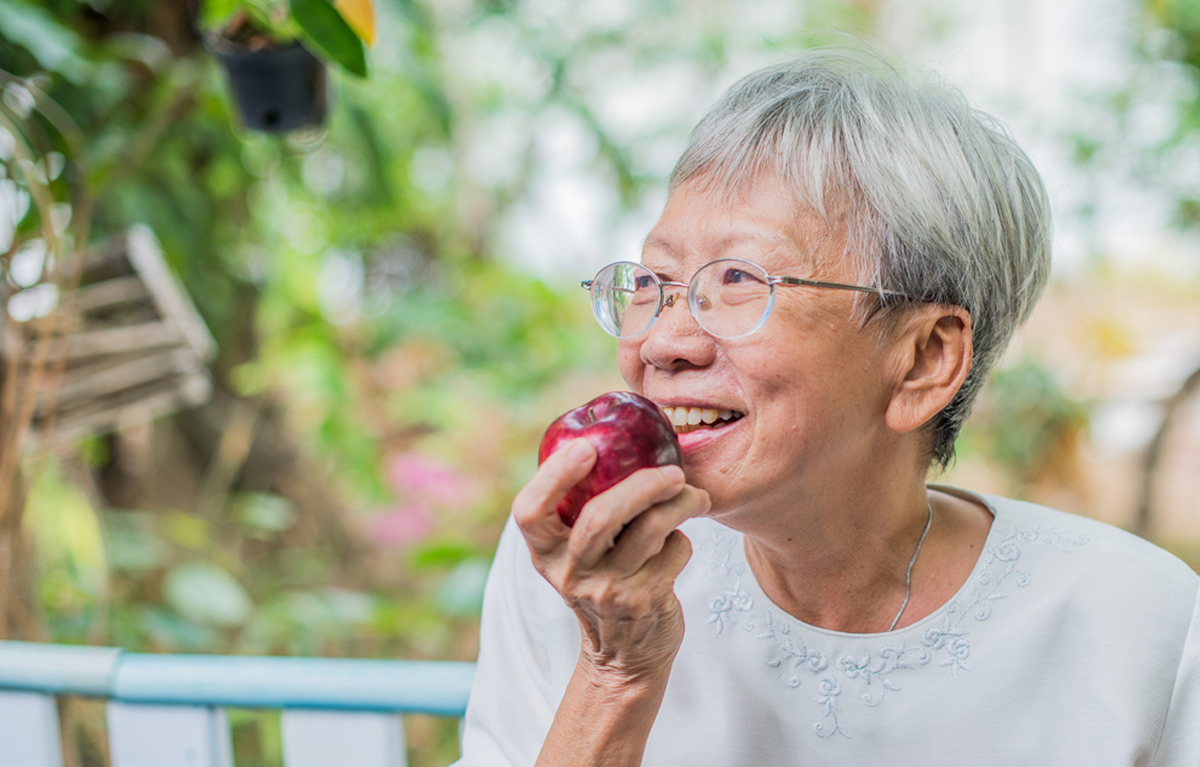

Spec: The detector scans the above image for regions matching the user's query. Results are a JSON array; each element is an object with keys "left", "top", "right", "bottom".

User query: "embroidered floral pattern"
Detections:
[
  {"left": 699, "top": 518, "right": 1088, "bottom": 738},
  {"left": 814, "top": 676, "right": 848, "bottom": 739},
  {"left": 702, "top": 528, "right": 755, "bottom": 635}
]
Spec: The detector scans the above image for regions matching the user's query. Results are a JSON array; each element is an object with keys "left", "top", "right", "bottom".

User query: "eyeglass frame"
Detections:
[{"left": 580, "top": 258, "right": 920, "bottom": 340}]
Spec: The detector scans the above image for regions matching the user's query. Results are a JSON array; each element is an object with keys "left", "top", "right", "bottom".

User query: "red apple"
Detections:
[{"left": 538, "top": 391, "right": 683, "bottom": 527}]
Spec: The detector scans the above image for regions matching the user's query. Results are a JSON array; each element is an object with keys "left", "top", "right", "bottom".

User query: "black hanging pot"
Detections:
[{"left": 209, "top": 38, "right": 329, "bottom": 133}]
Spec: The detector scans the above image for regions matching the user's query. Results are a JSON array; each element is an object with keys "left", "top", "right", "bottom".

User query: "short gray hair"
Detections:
[{"left": 669, "top": 50, "right": 1052, "bottom": 470}]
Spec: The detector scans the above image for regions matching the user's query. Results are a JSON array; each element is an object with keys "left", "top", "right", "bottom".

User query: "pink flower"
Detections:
[
  {"left": 386, "top": 453, "right": 479, "bottom": 509},
  {"left": 369, "top": 504, "right": 434, "bottom": 547}
]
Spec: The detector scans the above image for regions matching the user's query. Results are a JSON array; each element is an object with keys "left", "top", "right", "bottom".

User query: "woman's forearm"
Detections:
[{"left": 535, "top": 659, "right": 672, "bottom": 767}]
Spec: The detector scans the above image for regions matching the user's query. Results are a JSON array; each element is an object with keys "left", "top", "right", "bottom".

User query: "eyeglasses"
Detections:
[{"left": 581, "top": 258, "right": 915, "bottom": 339}]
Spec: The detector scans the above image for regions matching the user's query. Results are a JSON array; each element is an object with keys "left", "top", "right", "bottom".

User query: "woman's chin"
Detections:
[{"left": 677, "top": 418, "right": 750, "bottom": 502}]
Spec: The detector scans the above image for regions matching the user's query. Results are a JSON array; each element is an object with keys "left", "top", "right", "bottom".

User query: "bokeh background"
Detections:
[{"left": 1, "top": 1, "right": 1199, "bottom": 765}]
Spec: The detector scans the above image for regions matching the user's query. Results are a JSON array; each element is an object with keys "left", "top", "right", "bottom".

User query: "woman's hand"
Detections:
[
  {"left": 512, "top": 437, "right": 710, "bottom": 682},
  {"left": 514, "top": 438, "right": 709, "bottom": 765}
]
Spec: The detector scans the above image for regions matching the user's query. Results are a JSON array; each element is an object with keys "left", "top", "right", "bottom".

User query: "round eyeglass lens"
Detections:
[
  {"left": 590, "top": 262, "right": 661, "bottom": 338},
  {"left": 689, "top": 258, "right": 775, "bottom": 338}
]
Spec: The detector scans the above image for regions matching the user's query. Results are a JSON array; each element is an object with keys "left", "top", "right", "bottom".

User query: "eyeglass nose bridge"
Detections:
[
  {"left": 659, "top": 280, "right": 689, "bottom": 312},
  {"left": 656, "top": 281, "right": 695, "bottom": 332}
]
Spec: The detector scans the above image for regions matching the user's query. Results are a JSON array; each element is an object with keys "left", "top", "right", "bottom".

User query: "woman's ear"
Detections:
[{"left": 884, "top": 306, "right": 973, "bottom": 435}]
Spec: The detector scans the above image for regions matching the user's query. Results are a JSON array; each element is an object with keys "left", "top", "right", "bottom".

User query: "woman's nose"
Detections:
[{"left": 639, "top": 288, "right": 715, "bottom": 371}]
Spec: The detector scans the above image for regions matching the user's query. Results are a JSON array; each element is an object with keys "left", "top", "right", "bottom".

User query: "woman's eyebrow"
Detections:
[
  {"left": 645, "top": 231, "right": 815, "bottom": 272},
  {"left": 639, "top": 262, "right": 681, "bottom": 283},
  {"left": 644, "top": 229, "right": 780, "bottom": 255},
  {"left": 641, "top": 232, "right": 676, "bottom": 256},
  {"left": 639, "top": 235, "right": 682, "bottom": 280}
]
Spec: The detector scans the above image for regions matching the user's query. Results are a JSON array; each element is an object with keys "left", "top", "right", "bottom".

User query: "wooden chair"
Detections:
[{"left": 0, "top": 640, "right": 475, "bottom": 767}]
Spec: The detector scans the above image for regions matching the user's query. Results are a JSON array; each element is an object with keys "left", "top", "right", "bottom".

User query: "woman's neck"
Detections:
[{"left": 731, "top": 480, "right": 993, "bottom": 634}]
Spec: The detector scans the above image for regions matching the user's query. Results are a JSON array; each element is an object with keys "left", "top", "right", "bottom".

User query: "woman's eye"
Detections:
[
  {"left": 723, "top": 268, "right": 758, "bottom": 285},
  {"left": 634, "top": 274, "right": 657, "bottom": 290}
]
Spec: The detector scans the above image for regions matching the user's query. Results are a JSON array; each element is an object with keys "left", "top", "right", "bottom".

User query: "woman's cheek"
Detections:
[{"left": 617, "top": 342, "right": 644, "bottom": 389}]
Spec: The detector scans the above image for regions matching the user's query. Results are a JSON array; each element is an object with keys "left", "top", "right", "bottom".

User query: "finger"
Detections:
[
  {"left": 628, "top": 529, "right": 693, "bottom": 596},
  {"left": 567, "top": 465, "right": 687, "bottom": 567},
  {"left": 512, "top": 439, "right": 596, "bottom": 552},
  {"left": 605, "top": 485, "right": 709, "bottom": 577}
]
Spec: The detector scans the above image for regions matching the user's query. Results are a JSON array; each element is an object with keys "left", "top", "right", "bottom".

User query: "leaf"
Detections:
[
  {"left": 199, "top": 0, "right": 244, "bottom": 31},
  {"left": 291, "top": 0, "right": 368, "bottom": 77},
  {"left": 164, "top": 561, "right": 254, "bottom": 627},
  {"left": 23, "top": 462, "right": 108, "bottom": 608},
  {"left": 106, "top": 527, "right": 168, "bottom": 572},
  {"left": 234, "top": 492, "right": 296, "bottom": 533},
  {"left": 139, "top": 607, "right": 218, "bottom": 651},
  {"left": 163, "top": 511, "right": 211, "bottom": 550},
  {"left": 435, "top": 558, "right": 491, "bottom": 617},
  {"left": 335, "top": 0, "right": 375, "bottom": 46},
  {"left": 0, "top": 0, "right": 89, "bottom": 82},
  {"left": 411, "top": 540, "right": 475, "bottom": 569}
]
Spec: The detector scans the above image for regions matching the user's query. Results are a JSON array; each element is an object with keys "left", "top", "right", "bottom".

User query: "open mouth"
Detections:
[{"left": 661, "top": 406, "right": 745, "bottom": 435}]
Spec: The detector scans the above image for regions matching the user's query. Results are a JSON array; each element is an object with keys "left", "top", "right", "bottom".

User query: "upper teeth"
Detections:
[{"left": 662, "top": 407, "right": 737, "bottom": 426}]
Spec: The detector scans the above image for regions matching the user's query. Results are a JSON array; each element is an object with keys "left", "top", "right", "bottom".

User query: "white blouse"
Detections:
[{"left": 455, "top": 491, "right": 1200, "bottom": 766}]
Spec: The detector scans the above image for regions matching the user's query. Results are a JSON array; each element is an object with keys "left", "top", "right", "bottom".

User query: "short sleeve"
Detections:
[
  {"left": 1150, "top": 586, "right": 1200, "bottom": 767},
  {"left": 452, "top": 516, "right": 578, "bottom": 767}
]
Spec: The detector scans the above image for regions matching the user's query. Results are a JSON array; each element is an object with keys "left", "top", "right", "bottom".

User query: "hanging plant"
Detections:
[{"left": 201, "top": 0, "right": 374, "bottom": 133}]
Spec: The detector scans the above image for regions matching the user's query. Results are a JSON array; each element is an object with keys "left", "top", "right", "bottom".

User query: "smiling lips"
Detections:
[{"left": 660, "top": 405, "right": 744, "bottom": 434}]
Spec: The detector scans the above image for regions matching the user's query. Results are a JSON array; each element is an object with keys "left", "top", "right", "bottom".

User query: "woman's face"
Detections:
[{"left": 619, "top": 174, "right": 900, "bottom": 520}]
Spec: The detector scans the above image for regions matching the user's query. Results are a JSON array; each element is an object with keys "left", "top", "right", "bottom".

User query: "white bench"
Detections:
[{"left": 0, "top": 640, "right": 475, "bottom": 767}]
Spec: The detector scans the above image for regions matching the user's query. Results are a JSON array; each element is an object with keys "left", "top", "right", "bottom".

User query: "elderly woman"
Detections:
[{"left": 454, "top": 51, "right": 1200, "bottom": 766}]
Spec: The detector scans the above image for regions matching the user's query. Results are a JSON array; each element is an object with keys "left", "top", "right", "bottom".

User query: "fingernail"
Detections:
[
  {"left": 568, "top": 439, "right": 594, "bottom": 462},
  {"left": 660, "top": 464, "right": 685, "bottom": 483}
]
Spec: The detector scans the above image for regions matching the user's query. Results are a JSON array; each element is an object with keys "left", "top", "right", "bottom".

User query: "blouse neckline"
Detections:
[{"left": 725, "top": 485, "right": 1003, "bottom": 641}]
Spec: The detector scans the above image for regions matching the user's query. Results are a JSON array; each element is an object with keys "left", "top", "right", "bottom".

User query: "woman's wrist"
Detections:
[
  {"left": 535, "top": 655, "right": 673, "bottom": 767},
  {"left": 577, "top": 639, "right": 678, "bottom": 691}
]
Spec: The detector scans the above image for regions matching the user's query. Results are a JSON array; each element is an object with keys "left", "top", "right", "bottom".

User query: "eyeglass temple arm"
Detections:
[
  {"left": 580, "top": 282, "right": 682, "bottom": 294},
  {"left": 583, "top": 276, "right": 914, "bottom": 300},
  {"left": 580, "top": 281, "right": 636, "bottom": 296},
  {"left": 771, "top": 276, "right": 913, "bottom": 300}
]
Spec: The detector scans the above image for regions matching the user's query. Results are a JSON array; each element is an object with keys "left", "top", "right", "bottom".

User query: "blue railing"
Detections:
[{"left": 0, "top": 640, "right": 475, "bottom": 767}]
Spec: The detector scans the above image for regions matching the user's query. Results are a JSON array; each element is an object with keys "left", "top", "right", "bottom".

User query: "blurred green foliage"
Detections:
[
  {"left": 10, "top": 1, "right": 1199, "bottom": 764},
  {"left": 1151, "top": 0, "right": 1200, "bottom": 70},
  {"left": 6, "top": 0, "right": 862, "bottom": 758},
  {"left": 955, "top": 360, "right": 1090, "bottom": 495},
  {"left": 0, "top": 2, "right": 638, "bottom": 762},
  {"left": 199, "top": 0, "right": 369, "bottom": 78}
]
